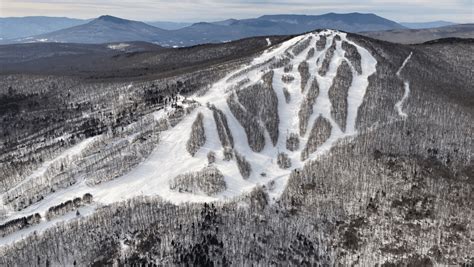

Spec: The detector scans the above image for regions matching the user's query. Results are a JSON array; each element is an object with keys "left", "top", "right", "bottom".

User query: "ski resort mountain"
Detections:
[{"left": 0, "top": 27, "right": 472, "bottom": 265}]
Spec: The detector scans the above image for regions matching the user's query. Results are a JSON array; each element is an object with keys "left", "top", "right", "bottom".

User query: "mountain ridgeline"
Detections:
[
  {"left": 0, "top": 29, "right": 472, "bottom": 265},
  {"left": 361, "top": 23, "right": 474, "bottom": 44},
  {"left": 3, "top": 13, "right": 408, "bottom": 46},
  {"left": 3, "top": 14, "right": 473, "bottom": 46}
]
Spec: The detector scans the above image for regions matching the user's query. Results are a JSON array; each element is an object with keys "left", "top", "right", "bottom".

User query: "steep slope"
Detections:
[
  {"left": 0, "top": 30, "right": 472, "bottom": 265},
  {"left": 29, "top": 15, "right": 171, "bottom": 44}
]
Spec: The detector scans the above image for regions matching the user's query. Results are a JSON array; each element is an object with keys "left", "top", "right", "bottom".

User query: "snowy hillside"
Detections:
[
  {"left": 0, "top": 29, "right": 403, "bottom": 244},
  {"left": 0, "top": 29, "right": 472, "bottom": 266}
]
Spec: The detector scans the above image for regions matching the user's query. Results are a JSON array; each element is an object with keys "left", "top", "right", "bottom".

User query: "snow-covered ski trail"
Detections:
[
  {"left": 194, "top": 30, "right": 377, "bottom": 195},
  {"left": 395, "top": 52, "right": 413, "bottom": 118}
]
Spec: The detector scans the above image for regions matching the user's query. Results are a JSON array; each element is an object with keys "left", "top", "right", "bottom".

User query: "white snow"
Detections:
[
  {"left": 395, "top": 52, "right": 413, "bottom": 118},
  {"left": 0, "top": 30, "right": 379, "bottom": 246},
  {"left": 107, "top": 43, "right": 130, "bottom": 50},
  {"left": 193, "top": 29, "right": 377, "bottom": 195},
  {"left": 5, "top": 136, "right": 99, "bottom": 196},
  {"left": 396, "top": 52, "right": 412, "bottom": 77},
  {"left": 0, "top": 205, "right": 96, "bottom": 247},
  {"left": 266, "top": 38, "right": 272, "bottom": 46}
]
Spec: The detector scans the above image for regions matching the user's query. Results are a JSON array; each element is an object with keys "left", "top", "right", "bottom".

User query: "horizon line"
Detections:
[{"left": 0, "top": 12, "right": 469, "bottom": 24}]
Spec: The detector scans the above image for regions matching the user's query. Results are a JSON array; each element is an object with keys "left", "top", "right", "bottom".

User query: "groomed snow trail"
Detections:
[
  {"left": 266, "top": 38, "right": 272, "bottom": 46},
  {"left": 203, "top": 30, "right": 376, "bottom": 198},
  {"left": 5, "top": 137, "right": 98, "bottom": 195},
  {"left": 395, "top": 52, "right": 412, "bottom": 118},
  {"left": 1, "top": 30, "right": 379, "bottom": 246}
]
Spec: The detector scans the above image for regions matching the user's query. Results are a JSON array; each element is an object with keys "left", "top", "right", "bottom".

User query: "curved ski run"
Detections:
[
  {"left": 0, "top": 30, "right": 378, "bottom": 246},
  {"left": 395, "top": 52, "right": 412, "bottom": 118}
]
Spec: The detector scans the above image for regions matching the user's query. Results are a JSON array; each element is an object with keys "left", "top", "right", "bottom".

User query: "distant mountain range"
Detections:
[
  {"left": 0, "top": 16, "right": 191, "bottom": 40},
  {"left": 146, "top": 21, "right": 192, "bottom": 30},
  {"left": 0, "top": 16, "right": 90, "bottom": 40},
  {"left": 3, "top": 13, "right": 407, "bottom": 46},
  {"left": 401, "top": 21, "right": 455, "bottom": 29},
  {"left": 0, "top": 14, "right": 471, "bottom": 46},
  {"left": 23, "top": 15, "right": 170, "bottom": 44},
  {"left": 362, "top": 23, "right": 474, "bottom": 44}
]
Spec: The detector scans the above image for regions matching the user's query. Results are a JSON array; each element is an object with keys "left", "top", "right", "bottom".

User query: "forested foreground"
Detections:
[
  {"left": 0, "top": 33, "right": 472, "bottom": 265},
  {"left": 1, "top": 118, "right": 472, "bottom": 265}
]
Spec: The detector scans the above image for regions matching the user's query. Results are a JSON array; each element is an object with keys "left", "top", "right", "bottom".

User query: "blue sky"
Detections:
[{"left": 1, "top": 0, "right": 473, "bottom": 22}]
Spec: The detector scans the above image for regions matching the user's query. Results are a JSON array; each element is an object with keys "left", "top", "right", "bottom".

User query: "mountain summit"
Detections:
[
  {"left": 95, "top": 15, "right": 132, "bottom": 24},
  {"left": 29, "top": 15, "right": 169, "bottom": 44}
]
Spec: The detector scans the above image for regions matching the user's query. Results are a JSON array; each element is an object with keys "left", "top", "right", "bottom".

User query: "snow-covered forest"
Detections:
[{"left": 0, "top": 30, "right": 472, "bottom": 265}]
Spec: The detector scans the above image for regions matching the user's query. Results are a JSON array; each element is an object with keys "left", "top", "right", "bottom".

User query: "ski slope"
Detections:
[
  {"left": 0, "top": 30, "right": 378, "bottom": 246},
  {"left": 395, "top": 52, "right": 413, "bottom": 118}
]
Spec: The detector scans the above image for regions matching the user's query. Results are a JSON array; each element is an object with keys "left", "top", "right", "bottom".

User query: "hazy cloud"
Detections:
[{"left": 1, "top": 0, "right": 472, "bottom": 22}]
